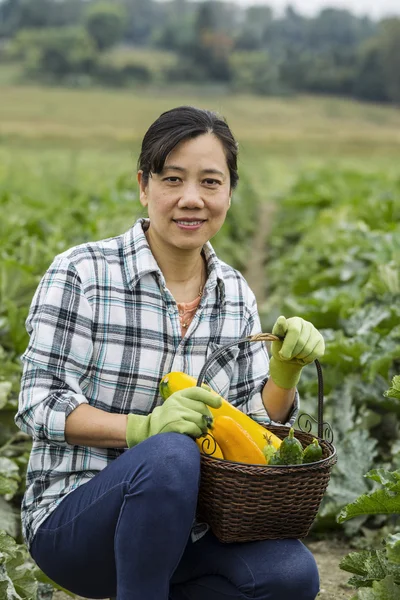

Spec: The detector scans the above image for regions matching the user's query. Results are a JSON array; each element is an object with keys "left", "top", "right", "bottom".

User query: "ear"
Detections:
[{"left": 137, "top": 171, "right": 148, "bottom": 207}]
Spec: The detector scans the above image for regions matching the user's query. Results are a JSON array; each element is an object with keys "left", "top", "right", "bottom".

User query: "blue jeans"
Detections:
[{"left": 30, "top": 433, "right": 319, "bottom": 599}]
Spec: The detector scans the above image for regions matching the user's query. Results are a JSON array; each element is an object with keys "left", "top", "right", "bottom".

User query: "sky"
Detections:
[{"left": 207, "top": 0, "right": 400, "bottom": 19}]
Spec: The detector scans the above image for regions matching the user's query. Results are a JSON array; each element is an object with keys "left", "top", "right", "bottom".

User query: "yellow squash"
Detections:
[
  {"left": 159, "top": 372, "right": 282, "bottom": 451},
  {"left": 195, "top": 435, "right": 224, "bottom": 459},
  {"left": 212, "top": 416, "right": 267, "bottom": 465}
]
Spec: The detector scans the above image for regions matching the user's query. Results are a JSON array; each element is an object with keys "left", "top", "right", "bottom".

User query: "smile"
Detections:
[
  {"left": 174, "top": 220, "right": 204, "bottom": 225},
  {"left": 173, "top": 220, "right": 205, "bottom": 230}
]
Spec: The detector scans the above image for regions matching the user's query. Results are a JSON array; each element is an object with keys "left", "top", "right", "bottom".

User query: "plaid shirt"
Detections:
[{"left": 15, "top": 218, "right": 298, "bottom": 549}]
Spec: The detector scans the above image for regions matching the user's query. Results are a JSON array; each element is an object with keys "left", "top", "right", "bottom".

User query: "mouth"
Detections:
[{"left": 173, "top": 219, "right": 206, "bottom": 230}]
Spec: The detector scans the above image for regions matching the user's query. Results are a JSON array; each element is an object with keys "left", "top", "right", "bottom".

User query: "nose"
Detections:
[{"left": 178, "top": 183, "right": 205, "bottom": 209}]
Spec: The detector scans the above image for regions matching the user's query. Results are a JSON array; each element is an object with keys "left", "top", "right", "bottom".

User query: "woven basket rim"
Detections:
[
  {"left": 201, "top": 449, "right": 336, "bottom": 469},
  {"left": 200, "top": 428, "right": 337, "bottom": 470}
]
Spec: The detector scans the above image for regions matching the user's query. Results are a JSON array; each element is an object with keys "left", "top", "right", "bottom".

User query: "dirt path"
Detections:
[
  {"left": 307, "top": 540, "right": 354, "bottom": 599},
  {"left": 243, "top": 200, "right": 277, "bottom": 302}
]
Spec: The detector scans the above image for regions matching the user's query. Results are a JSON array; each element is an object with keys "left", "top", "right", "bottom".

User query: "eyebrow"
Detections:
[{"left": 162, "top": 165, "right": 226, "bottom": 178}]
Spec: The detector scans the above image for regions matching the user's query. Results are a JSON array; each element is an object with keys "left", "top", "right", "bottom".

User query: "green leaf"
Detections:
[
  {"left": 320, "top": 429, "right": 377, "bottom": 529},
  {"left": 338, "top": 484, "right": 400, "bottom": 523},
  {"left": 355, "top": 575, "right": 400, "bottom": 599},
  {"left": 0, "top": 458, "right": 20, "bottom": 497},
  {"left": 345, "top": 305, "right": 391, "bottom": 337},
  {"left": 386, "top": 534, "right": 400, "bottom": 565},
  {"left": 337, "top": 469, "right": 400, "bottom": 524},
  {"left": 0, "top": 382, "right": 12, "bottom": 410},
  {"left": 340, "top": 550, "right": 388, "bottom": 582},
  {"left": 366, "top": 470, "right": 400, "bottom": 489},
  {"left": 385, "top": 377, "right": 400, "bottom": 400},
  {"left": 0, "top": 498, "right": 19, "bottom": 539},
  {"left": 0, "top": 564, "right": 23, "bottom": 600},
  {"left": 0, "top": 531, "right": 38, "bottom": 600},
  {"left": 340, "top": 549, "right": 400, "bottom": 590}
]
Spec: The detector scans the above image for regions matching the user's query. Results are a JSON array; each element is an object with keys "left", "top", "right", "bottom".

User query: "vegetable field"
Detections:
[
  {"left": 262, "top": 169, "right": 400, "bottom": 597},
  {"left": 1, "top": 85, "right": 400, "bottom": 599}
]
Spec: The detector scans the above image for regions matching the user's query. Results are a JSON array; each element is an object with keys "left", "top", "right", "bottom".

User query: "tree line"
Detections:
[{"left": 0, "top": 0, "right": 399, "bottom": 103}]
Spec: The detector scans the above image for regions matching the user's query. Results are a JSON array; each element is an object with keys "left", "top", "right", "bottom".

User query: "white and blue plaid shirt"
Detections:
[{"left": 15, "top": 218, "right": 298, "bottom": 549}]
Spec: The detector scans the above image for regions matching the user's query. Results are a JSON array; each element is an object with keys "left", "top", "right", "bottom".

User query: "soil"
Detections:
[
  {"left": 243, "top": 201, "right": 277, "bottom": 301},
  {"left": 306, "top": 539, "right": 354, "bottom": 599}
]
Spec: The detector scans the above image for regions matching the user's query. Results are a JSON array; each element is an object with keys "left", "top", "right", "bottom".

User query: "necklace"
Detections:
[{"left": 178, "top": 267, "right": 206, "bottom": 329}]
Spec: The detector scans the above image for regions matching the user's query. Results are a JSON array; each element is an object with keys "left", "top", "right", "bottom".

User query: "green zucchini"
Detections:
[
  {"left": 302, "top": 438, "right": 323, "bottom": 464},
  {"left": 262, "top": 443, "right": 278, "bottom": 464},
  {"left": 279, "top": 427, "right": 303, "bottom": 465},
  {"left": 268, "top": 450, "right": 283, "bottom": 465}
]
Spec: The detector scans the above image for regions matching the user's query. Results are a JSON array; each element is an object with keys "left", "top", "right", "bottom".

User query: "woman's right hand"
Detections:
[{"left": 125, "top": 387, "right": 222, "bottom": 448}]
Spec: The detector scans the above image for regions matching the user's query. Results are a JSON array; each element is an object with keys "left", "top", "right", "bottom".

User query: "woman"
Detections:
[{"left": 16, "top": 106, "right": 324, "bottom": 600}]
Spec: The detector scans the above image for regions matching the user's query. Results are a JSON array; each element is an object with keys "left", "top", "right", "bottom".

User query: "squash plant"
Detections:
[
  {"left": 262, "top": 169, "right": 400, "bottom": 534},
  {"left": 0, "top": 386, "right": 73, "bottom": 599},
  {"left": 337, "top": 377, "right": 400, "bottom": 599}
]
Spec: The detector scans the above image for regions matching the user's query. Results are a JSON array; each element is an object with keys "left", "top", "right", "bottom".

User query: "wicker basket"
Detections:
[{"left": 196, "top": 333, "right": 337, "bottom": 543}]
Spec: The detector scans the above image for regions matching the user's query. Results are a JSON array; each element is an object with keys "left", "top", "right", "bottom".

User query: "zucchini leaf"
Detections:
[
  {"left": 0, "top": 458, "right": 20, "bottom": 498},
  {"left": 0, "top": 531, "right": 75, "bottom": 600},
  {"left": 0, "top": 531, "right": 38, "bottom": 600},
  {"left": 385, "top": 377, "right": 400, "bottom": 401},
  {"left": 340, "top": 550, "right": 388, "bottom": 583},
  {"left": 386, "top": 534, "right": 400, "bottom": 565},
  {"left": 320, "top": 430, "right": 377, "bottom": 532},
  {"left": 353, "top": 576, "right": 400, "bottom": 599},
  {"left": 366, "top": 470, "right": 400, "bottom": 488},
  {"left": 0, "top": 497, "right": 19, "bottom": 539},
  {"left": 338, "top": 469, "right": 400, "bottom": 523},
  {"left": 340, "top": 550, "right": 400, "bottom": 589}
]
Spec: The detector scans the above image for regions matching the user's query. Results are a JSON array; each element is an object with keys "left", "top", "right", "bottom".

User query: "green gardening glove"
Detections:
[
  {"left": 126, "top": 387, "right": 222, "bottom": 448},
  {"left": 269, "top": 316, "right": 325, "bottom": 389}
]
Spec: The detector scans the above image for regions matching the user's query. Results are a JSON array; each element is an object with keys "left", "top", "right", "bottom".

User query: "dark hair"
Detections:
[{"left": 137, "top": 106, "right": 239, "bottom": 190}]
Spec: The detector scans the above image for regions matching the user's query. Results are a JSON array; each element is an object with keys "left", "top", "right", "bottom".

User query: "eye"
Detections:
[
  {"left": 203, "top": 179, "right": 221, "bottom": 186},
  {"left": 163, "top": 177, "right": 181, "bottom": 183}
]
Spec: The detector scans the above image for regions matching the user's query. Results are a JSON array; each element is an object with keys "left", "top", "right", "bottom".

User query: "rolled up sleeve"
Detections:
[{"left": 15, "top": 257, "right": 92, "bottom": 445}]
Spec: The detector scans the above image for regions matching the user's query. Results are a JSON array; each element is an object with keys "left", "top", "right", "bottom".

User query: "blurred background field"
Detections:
[
  {"left": 1, "top": 0, "right": 400, "bottom": 196},
  {"left": 1, "top": 84, "right": 400, "bottom": 218},
  {"left": 0, "top": 1, "right": 400, "bottom": 598}
]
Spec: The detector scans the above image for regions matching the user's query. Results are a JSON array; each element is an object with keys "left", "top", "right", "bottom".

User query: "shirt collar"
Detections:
[{"left": 122, "top": 218, "right": 226, "bottom": 303}]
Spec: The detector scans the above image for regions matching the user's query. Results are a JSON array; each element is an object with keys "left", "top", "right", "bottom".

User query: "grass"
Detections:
[
  {"left": 1, "top": 83, "right": 400, "bottom": 146},
  {"left": 1, "top": 79, "right": 399, "bottom": 200},
  {"left": 0, "top": 63, "right": 24, "bottom": 85}
]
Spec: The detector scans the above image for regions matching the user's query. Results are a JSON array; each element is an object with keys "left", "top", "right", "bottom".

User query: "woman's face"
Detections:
[{"left": 138, "top": 133, "right": 232, "bottom": 253}]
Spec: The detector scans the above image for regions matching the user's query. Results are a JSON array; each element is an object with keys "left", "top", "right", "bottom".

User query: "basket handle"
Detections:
[{"left": 196, "top": 333, "right": 333, "bottom": 442}]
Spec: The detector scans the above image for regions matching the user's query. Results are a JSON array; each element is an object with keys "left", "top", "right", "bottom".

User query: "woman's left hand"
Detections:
[{"left": 269, "top": 316, "right": 325, "bottom": 389}]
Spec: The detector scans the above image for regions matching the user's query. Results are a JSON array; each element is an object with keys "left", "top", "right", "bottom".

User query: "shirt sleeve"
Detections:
[
  {"left": 228, "top": 295, "right": 299, "bottom": 427},
  {"left": 15, "top": 256, "right": 93, "bottom": 446}
]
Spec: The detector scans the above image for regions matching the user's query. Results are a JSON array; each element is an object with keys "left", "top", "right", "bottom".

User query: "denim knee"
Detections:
[
  {"left": 249, "top": 540, "right": 319, "bottom": 600},
  {"left": 295, "top": 547, "right": 319, "bottom": 599},
  {"left": 275, "top": 543, "right": 319, "bottom": 600}
]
